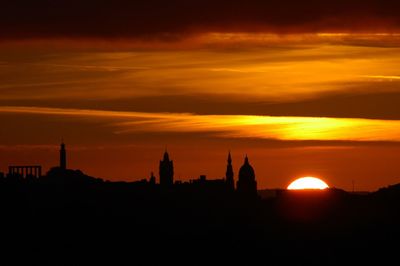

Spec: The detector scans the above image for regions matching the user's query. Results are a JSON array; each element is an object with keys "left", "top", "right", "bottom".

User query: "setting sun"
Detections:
[{"left": 287, "top": 177, "right": 329, "bottom": 190}]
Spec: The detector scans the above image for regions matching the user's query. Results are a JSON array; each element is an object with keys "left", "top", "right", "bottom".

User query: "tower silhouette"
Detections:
[
  {"left": 225, "top": 152, "right": 234, "bottom": 190},
  {"left": 60, "top": 141, "right": 67, "bottom": 170},
  {"left": 237, "top": 155, "right": 257, "bottom": 197},
  {"left": 149, "top": 172, "right": 156, "bottom": 185},
  {"left": 159, "top": 150, "right": 174, "bottom": 186}
]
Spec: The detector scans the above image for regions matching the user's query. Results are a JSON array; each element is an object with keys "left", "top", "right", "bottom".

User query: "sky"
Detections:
[{"left": 1, "top": 1, "right": 400, "bottom": 191}]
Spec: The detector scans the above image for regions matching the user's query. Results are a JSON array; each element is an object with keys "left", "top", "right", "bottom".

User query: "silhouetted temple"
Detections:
[
  {"left": 159, "top": 150, "right": 174, "bottom": 186},
  {"left": 7, "top": 165, "right": 42, "bottom": 179},
  {"left": 225, "top": 152, "right": 235, "bottom": 190},
  {"left": 237, "top": 155, "right": 257, "bottom": 197}
]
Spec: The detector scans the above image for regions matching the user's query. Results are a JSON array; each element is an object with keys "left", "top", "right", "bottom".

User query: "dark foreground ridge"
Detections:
[
  {"left": 2, "top": 174, "right": 400, "bottom": 265},
  {"left": 1, "top": 144, "right": 400, "bottom": 265}
]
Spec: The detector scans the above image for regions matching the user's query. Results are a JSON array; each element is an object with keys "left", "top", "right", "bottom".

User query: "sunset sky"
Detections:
[{"left": 1, "top": 1, "right": 400, "bottom": 191}]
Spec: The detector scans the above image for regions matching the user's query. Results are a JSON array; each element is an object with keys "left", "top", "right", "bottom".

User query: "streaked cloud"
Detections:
[
  {"left": 1, "top": 38, "right": 400, "bottom": 104},
  {"left": 362, "top": 75, "right": 400, "bottom": 80},
  {"left": 1, "top": 106, "right": 400, "bottom": 142}
]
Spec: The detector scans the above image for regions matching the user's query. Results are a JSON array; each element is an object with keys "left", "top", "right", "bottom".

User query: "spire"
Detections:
[
  {"left": 245, "top": 154, "right": 249, "bottom": 164},
  {"left": 226, "top": 151, "right": 234, "bottom": 190}
]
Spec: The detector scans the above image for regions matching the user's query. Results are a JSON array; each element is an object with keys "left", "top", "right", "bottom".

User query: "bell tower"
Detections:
[{"left": 159, "top": 150, "right": 174, "bottom": 186}]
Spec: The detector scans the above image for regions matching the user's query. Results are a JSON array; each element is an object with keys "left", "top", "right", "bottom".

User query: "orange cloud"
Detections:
[{"left": 1, "top": 106, "right": 400, "bottom": 142}]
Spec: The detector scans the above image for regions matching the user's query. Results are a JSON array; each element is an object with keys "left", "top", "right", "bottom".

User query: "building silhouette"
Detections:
[
  {"left": 149, "top": 172, "right": 156, "bottom": 185},
  {"left": 225, "top": 152, "right": 234, "bottom": 190},
  {"left": 159, "top": 150, "right": 174, "bottom": 186},
  {"left": 8, "top": 165, "right": 42, "bottom": 179},
  {"left": 237, "top": 155, "right": 257, "bottom": 197},
  {"left": 60, "top": 141, "right": 67, "bottom": 170}
]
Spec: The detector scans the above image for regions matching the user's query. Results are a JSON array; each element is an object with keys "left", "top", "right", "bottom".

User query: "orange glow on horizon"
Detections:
[{"left": 1, "top": 33, "right": 400, "bottom": 191}]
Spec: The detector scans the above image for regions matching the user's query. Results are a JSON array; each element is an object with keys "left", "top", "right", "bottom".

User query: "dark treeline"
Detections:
[{"left": 1, "top": 171, "right": 400, "bottom": 265}]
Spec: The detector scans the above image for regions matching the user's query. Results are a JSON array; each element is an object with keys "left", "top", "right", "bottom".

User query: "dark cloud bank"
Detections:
[{"left": 2, "top": 0, "right": 400, "bottom": 39}]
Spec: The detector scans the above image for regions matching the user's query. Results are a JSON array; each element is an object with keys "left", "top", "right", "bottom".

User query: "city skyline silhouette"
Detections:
[
  {"left": 2, "top": 140, "right": 398, "bottom": 192},
  {"left": 3, "top": 142, "right": 259, "bottom": 196},
  {"left": 2, "top": 1, "right": 400, "bottom": 264},
  {"left": 1, "top": 141, "right": 400, "bottom": 265}
]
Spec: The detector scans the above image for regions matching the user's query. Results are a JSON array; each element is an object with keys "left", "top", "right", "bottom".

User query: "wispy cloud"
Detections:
[
  {"left": 30, "top": 63, "right": 151, "bottom": 72},
  {"left": 1, "top": 106, "right": 400, "bottom": 142},
  {"left": 1, "top": 40, "right": 400, "bottom": 103},
  {"left": 362, "top": 75, "right": 400, "bottom": 80},
  {"left": 209, "top": 68, "right": 266, "bottom": 73}
]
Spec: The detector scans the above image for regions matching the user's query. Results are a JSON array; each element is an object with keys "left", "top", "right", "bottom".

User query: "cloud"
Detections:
[
  {"left": 2, "top": 42, "right": 400, "bottom": 102},
  {"left": 2, "top": 1, "right": 400, "bottom": 39},
  {"left": 1, "top": 42, "right": 400, "bottom": 120},
  {"left": 1, "top": 106, "right": 400, "bottom": 142},
  {"left": 3, "top": 89, "right": 400, "bottom": 120},
  {"left": 362, "top": 75, "right": 400, "bottom": 80}
]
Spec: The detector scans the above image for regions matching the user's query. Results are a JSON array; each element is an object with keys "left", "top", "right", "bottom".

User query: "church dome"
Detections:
[{"left": 239, "top": 156, "right": 255, "bottom": 181}]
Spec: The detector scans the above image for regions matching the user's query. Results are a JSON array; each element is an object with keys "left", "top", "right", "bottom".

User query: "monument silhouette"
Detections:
[{"left": 60, "top": 140, "right": 67, "bottom": 170}]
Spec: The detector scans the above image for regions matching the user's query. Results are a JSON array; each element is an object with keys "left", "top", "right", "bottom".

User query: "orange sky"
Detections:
[{"left": 1, "top": 34, "right": 400, "bottom": 191}]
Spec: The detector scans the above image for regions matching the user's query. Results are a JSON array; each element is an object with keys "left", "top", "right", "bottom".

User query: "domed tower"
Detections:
[
  {"left": 237, "top": 155, "right": 257, "bottom": 197},
  {"left": 159, "top": 150, "right": 174, "bottom": 186},
  {"left": 226, "top": 152, "right": 234, "bottom": 190}
]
